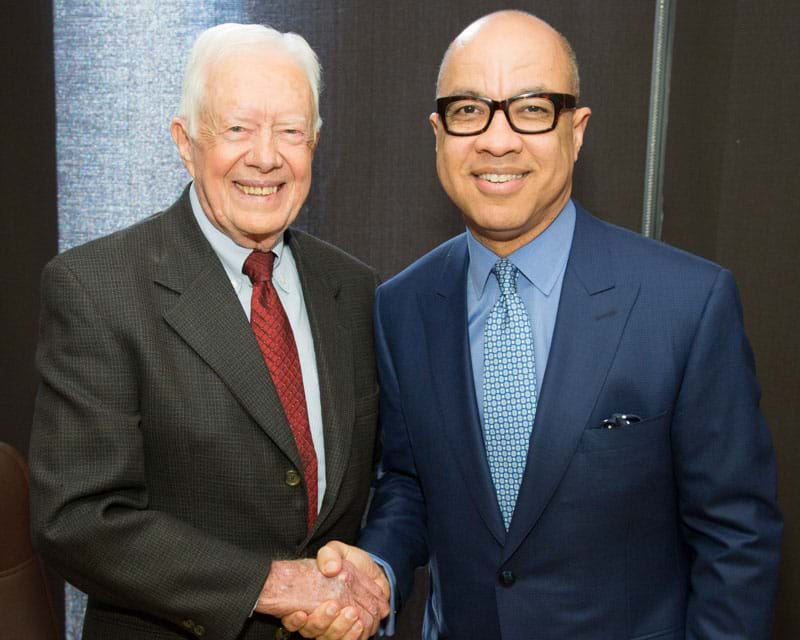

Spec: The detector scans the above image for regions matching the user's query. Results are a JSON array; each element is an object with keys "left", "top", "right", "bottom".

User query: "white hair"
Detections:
[{"left": 178, "top": 23, "right": 322, "bottom": 138}]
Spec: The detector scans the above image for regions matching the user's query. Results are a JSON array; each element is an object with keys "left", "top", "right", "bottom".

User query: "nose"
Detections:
[
  {"left": 474, "top": 109, "right": 524, "bottom": 156},
  {"left": 246, "top": 128, "right": 283, "bottom": 171}
]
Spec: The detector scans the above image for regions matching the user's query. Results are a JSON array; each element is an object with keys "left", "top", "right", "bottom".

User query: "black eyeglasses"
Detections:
[{"left": 436, "top": 92, "right": 577, "bottom": 136}]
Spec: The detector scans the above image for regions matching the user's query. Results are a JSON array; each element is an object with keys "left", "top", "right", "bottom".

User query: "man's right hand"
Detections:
[
  {"left": 317, "top": 541, "right": 390, "bottom": 598},
  {"left": 280, "top": 542, "right": 390, "bottom": 639},
  {"left": 255, "top": 556, "right": 388, "bottom": 638}
]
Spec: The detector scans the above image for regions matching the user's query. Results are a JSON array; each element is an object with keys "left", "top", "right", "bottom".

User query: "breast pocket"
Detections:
[
  {"left": 578, "top": 410, "right": 671, "bottom": 453},
  {"left": 564, "top": 410, "right": 675, "bottom": 531}
]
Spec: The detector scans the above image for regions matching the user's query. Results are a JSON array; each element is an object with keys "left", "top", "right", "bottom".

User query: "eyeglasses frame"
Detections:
[{"left": 435, "top": 92, "right": 577, "bottom": 136}]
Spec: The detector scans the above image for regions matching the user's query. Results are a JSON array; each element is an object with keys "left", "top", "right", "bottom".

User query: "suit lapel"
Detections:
[
  {"left": 154, "top": 192, "right": 302, "bottom": 470},
  {"left": 503, "top": 207, "right": 640, "bottom": 560},
  {"left": 421, "top": 237, "right": 507, "bottom": 545},
  {"left": 287, "top": 230, "right": 353, "bottom": 535}
]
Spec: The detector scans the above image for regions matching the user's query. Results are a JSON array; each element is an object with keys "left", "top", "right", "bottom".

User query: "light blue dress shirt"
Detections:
[
  {"left": 188, "top": 184, "right": 326, "bottom": 512},
  {"left": 378, "top": 200, "right": 576, "bottom": 638},
  {"left": 467, "top": 199, "right": 575, "bottom": 423}
]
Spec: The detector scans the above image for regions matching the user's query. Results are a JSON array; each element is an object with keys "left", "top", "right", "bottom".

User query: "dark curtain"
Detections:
[
  {"left": 2, "top": 1, "right": 797, "bottom": 637},
  {"left": 664, "top": 3, "right": 800, "bottom": 636}
]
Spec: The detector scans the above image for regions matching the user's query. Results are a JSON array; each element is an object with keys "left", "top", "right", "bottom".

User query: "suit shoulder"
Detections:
[
  {"left": 583, "top": 210, "right": 725, "bottom": 285},
  {"left": 378, "top": 233, "right": 467, "bottom": 296},
  {"left": 289, "top": 228, "right": 373, "bottom": 272},
  {"left": 44, "top": 207, "right": 170, "bottom": 280},
  {"left": 288, "top": 228, "right": 378, "bottom": 285}
]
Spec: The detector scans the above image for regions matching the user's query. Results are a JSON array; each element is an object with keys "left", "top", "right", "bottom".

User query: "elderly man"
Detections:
[
  {"left": 29, "top": 23, "right": 387, "bottom": 640},
  {"left": 287, "top": 10, "right": 782, "bottom": 640}
]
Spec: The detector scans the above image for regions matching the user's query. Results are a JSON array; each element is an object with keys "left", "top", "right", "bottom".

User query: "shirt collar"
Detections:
[
  {"left": 189, "top": 183, "right": 288, "bottom": 289},
  {"left": 467, "top": 199, "right": 576, "bottom": 300}
]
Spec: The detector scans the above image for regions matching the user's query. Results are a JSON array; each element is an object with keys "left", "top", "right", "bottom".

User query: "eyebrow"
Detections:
[{"left": 221, "top": 109, "right": 310, "bottom": 122}]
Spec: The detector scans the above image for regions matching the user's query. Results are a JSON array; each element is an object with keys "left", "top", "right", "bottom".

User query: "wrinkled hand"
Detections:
[
  {"left": 256, "top": 557, "right": 387, "bottom": 638},
  {"left": 281, "top": 542, "right": 390, "bottom": 639}
]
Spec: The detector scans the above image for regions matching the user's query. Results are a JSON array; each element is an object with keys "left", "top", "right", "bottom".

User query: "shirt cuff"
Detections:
[{"left": 369, "top": 553, "right": 397, "bottom": 637}]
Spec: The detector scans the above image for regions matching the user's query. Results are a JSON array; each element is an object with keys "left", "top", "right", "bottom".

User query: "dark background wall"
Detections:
[
  {"left": 1, "top": 0, "right": 62, "bottom": 627},
  {"left": 2, "top": 1, "right": 797, "bottom": 637},
  {"left": 664, "top": 3, "right": 800, "bottom": 636},
  {"left": 1, "top": 0, "right": 58, "bottom": 458}
]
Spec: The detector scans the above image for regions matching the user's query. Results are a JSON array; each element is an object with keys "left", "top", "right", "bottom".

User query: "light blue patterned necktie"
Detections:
[{"left": 483, "top": 258, "right": 538, "bottom": 530}]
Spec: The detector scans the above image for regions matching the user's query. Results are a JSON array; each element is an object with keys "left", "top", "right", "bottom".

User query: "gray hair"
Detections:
[{"left": 178, "top": 23, "right": 322, "bottom": 138}]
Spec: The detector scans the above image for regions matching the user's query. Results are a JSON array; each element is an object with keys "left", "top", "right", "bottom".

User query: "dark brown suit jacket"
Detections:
[{"left": 28, "top": 189, "right": 380, "bottom": 639}]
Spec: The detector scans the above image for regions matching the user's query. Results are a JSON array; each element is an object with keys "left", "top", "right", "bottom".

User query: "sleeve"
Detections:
[
  {"left": 28, "top": 258, "right": 269, "bottom": 640},
  {"left": 672, "top": 268, "right": 782, "bottom": 639},
  {"left": 357, "top": 286, "right": 429, "bottom": 610},
  {"left": 370, "top": 554, "right": 398, "bottom": 637}
]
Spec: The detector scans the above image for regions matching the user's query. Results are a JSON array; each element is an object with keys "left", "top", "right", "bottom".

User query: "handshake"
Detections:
[{"left": 255, "top": 541, "right": 390, "bottom": 640}]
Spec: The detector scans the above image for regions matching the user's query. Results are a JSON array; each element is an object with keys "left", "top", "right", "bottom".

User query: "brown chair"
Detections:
[{"left": 0, "top": 442, "right": 60, "bottom": 639}]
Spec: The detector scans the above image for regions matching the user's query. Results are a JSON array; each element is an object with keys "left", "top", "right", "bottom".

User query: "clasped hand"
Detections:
[{"left": 257, "top": 542, "right": 389, "bottom": 639}]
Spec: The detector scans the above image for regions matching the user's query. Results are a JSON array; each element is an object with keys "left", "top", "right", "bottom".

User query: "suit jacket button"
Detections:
[
  {"left": 499, "top": 570, "right": 515, "bottom": 587},
  {"left": 275, "top": 627, "right": 293, "bottom": 639},
  {"left": 194, "top": 624, "right": 206, "bottom": 637},
  {"left": 285, "top": 469, "right": 301, "bottom": 487}
]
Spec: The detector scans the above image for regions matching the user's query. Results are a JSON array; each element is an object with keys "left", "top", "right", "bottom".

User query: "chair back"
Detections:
[{"left": 0, "top": 442, "right": 60, "bottom": 639}]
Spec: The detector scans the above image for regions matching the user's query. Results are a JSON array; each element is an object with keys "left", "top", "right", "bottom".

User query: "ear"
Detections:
[
  {"left": 571, "top": 107, "right": 591, "bottom": 160},
  {"left": 429, "top": 112, "right": 440, "bottom": 135},
  {"left": 429, "top": 112, "right": 440, "bottom": 151},
  {"left": 170, "top": 117, "right": 196, "bottom": 177}
]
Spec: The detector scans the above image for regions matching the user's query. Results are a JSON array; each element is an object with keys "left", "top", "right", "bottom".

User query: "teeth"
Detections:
[
  {"left": 237, "top": 183, "right": 278, "bottom": 196},
  {"left": 478, "top": 173, "right": 525, "bottom": 183}
]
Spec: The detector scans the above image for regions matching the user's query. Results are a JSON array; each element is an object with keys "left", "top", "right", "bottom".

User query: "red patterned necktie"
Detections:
[{"left": 243, "top": 250, "right": 317, "bottom": 531}]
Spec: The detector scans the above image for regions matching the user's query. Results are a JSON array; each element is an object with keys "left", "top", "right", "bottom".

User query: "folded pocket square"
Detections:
[{"left": 599, "top": 413, "right": 642, "bottom": 429}]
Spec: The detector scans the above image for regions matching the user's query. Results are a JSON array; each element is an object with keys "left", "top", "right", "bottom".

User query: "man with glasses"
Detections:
[{"left": 286, "top": 10, "right": 781, "bottom": 639}]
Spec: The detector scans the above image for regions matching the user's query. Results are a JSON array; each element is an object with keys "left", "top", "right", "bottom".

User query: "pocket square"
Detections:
[{"left": 600, "top": 413, "right": 642, "bottom": 429}]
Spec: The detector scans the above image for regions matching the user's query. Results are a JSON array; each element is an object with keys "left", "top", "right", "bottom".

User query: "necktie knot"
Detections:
[
  {"left": 243, "top": 250, "right": 276, "bottom": 284},
  {"left": 492, "top": 258, "right": 519, "bottom": 295}
]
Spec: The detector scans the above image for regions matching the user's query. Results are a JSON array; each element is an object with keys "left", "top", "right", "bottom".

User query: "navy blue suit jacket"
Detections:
[{"left": 360, "top": 204, "right": 781, "bottom": 639}]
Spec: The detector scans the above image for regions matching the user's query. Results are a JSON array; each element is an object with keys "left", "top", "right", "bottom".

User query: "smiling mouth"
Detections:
[
  {"left": 476, "top": 172, "right": 529, "bottom": 183},
  {"left": 235, "top": 182, "right": 281, "bottom": 196}
]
